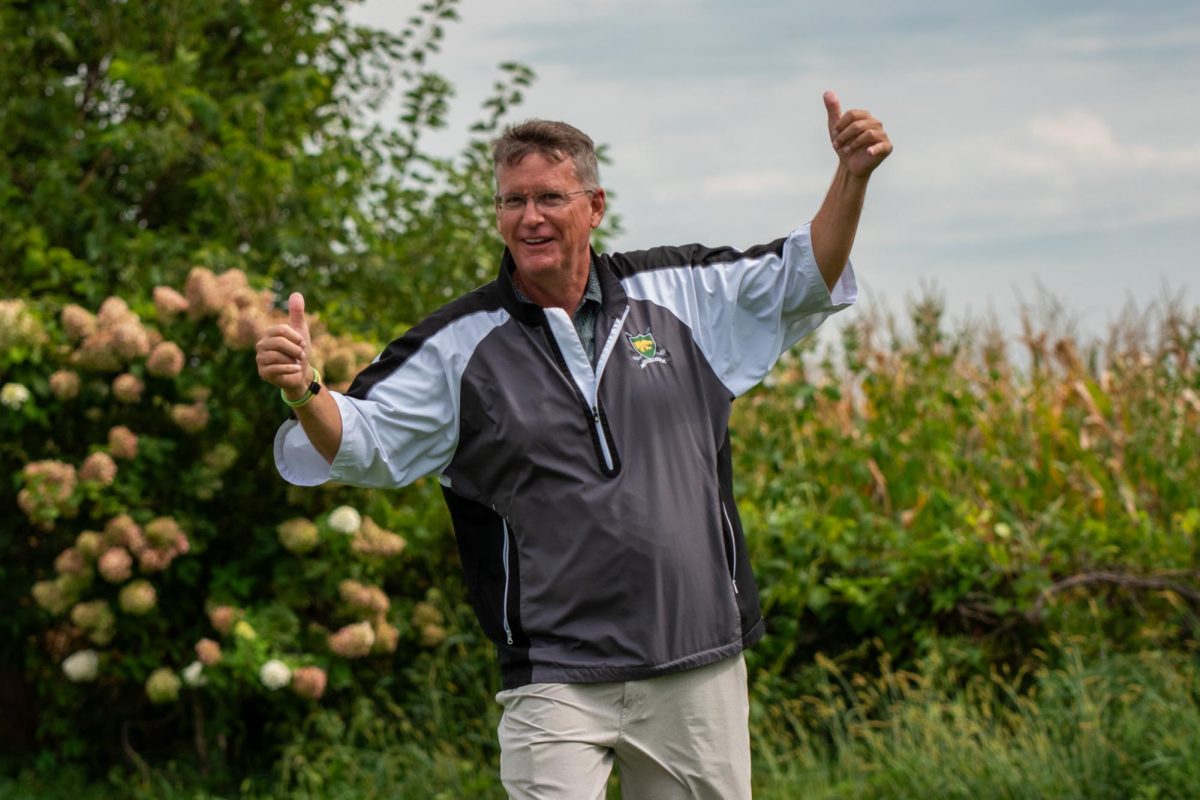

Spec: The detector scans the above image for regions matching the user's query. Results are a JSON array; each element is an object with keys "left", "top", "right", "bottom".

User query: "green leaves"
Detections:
[{"left": 741, "top": 293, "right": 1200, "bottom": 691}]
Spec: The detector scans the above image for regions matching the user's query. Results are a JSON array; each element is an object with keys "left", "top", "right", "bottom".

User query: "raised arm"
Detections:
[
  {"left": 256, "top": 292, "right": 342, "bottom": 464},
  {"left": 810, "top": 90, "right": 892, "bottom": 291}
]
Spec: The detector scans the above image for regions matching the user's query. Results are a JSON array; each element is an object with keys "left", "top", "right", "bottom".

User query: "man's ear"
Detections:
[{"left": 590, "top": 188, "right": 607, "bottom": 229}]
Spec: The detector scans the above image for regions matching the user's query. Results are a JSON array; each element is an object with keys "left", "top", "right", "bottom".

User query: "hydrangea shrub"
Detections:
[{"left": 1, "top": 277, "right": 461, "bottom": 772}]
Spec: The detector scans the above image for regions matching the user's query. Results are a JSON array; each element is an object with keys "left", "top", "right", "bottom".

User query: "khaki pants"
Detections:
[{"left": 496, "top": 654, "right": 751, "bottom": 800}]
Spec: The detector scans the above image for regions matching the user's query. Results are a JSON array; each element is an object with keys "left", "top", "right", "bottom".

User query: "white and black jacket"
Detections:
[{"left": 276, "top": 223, "right": 856, "bottom": 689}]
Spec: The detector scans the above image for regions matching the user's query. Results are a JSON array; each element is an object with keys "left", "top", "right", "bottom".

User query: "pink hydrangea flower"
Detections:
[
  {"left": 219, "top": 304, "right": 268, "bottom": 350},
  {"left": 111, "top": 373, "right": 145, "bottom": 403},
  {"left": 97, "top": 547, "right": 133, "bottom": 583},
  {"left": 31, "top": 580, "right": 71, "bottom": 615},
  {"left": 152, "top": 286, "right": 190, "bottom": 320},
  {"left": 137, "top": 547, "right": 172, "bottom": 573},
  {"left": 48, "top": 370, "right": 81, "bottom": 400},
  {"left": 277, "top": 518, "right": 319, "bottom": 554},
  {"left": 119, "top": 580, "right": 157, "bottom": 615},
  {"left": 216, "top": 268, "right": 249, "bottom": 297},
  {"left": 195, "top": 638, "right": 222, "bottom": 666},
  {"left": 291, "top": 666, "right": 327, "bottom": 700},
  {"left": 373, "top": 620, "right": 399, "bottom": 654},
  {"left": 18, "top": 460, "right": 79, "bottom": 527},
  {"left": 328, "top": 622, "right": 375, "bottom": 659},
  {"left": 96, "top": 296, "right": 132, "bottom": 328},
  {"left": 184, "top": 267, "right": 224, "bottom": 318},
  {"left": 209, "top": 605, "right": 238, "bottom": 636},
  {"left": 54, "top": 547, "right": 89, "bottom": 577},
  {"left": 74, "top": 530, "right": 104, "bottom": 559},
  {"left": 80, "top": 452, "right": 118, "bottom": 486},
  {"left": 147, "top": 341, "right": 185, "bottom": 378},
  {"left": 71, "top": 600, "right": 114, "bottom": 630},
  {"left": 145, "top": 517, "right": 183, "bottom": 548},
  {"left": 104, "top": 514, "right": 146, "bottom": 554},
  {"left": 338, "top": 579, "right": 389, "bottom": 615},
  {"left": 60, "top": 304, "right": 97, "bottom": 341},
  {"left": 108, "top": 426, "right": 139, "bottom": 460},
  {"left": 170, "top": 402, "right": 209, "bottom": 434},
  {"left": 21, "top": 460, "right": 78, "bottom": 501},
  {"left": 110, "top": 321, "right": 151, "bottom": 359},
  {"left": 72, "top": 331, "right": 124, "bottom": 372},
  {"left": 351, "top": 517, "right": 407, "bottom": 558}
]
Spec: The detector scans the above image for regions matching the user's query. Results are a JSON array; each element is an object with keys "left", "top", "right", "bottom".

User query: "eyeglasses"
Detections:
[{"left": 494, "top": 189, "right": 594, "bottom": 214}]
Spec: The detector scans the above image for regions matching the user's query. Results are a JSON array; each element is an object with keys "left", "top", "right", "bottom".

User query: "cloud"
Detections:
[
  {"left": 1027, "top": 110, "right": 1123, "bottom": 160},
  {"left": 350, "top": 0, "right": 1199, "bottom": 327}
]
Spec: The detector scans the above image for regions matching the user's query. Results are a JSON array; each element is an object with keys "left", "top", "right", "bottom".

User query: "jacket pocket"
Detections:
[
  {"left": 501, "top": 518, "right": 515, "bottom": 644},
  {"left": 720, "top": 501, "right": 740, "bottom": 595}
]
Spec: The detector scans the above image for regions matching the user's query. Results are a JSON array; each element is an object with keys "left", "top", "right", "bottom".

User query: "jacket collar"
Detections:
[{"left": 497, "top": 248, "right": 628, "bottom": 325}]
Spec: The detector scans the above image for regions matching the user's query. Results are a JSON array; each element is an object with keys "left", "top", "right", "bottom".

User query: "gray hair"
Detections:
[{"left": 492, "top": 119, "right": 600, "bottom": 189}]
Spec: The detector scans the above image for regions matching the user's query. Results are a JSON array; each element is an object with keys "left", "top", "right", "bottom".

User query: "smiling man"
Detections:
[{"left": 258, "top": 91, "right": 890, "bottom": 799}]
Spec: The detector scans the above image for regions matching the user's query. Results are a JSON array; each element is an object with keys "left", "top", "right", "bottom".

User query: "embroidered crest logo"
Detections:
[{"left": 626, "top": 330, "right": 668, "bottom": 368}]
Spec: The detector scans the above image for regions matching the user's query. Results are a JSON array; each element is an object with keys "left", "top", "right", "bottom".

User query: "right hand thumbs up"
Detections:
[
  {"left": 256, "top": 291, "right": 312, "bottom": 395},
  {"left": 288, "top": 292, "right": 309, "bottom": 341}
]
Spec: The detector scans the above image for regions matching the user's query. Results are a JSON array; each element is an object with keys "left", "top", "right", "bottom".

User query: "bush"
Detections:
[{"left": 1, "top": 278, "right": 488, "bottom": 781}]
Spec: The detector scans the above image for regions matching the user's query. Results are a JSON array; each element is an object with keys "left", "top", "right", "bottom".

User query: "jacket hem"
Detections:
[{"left": 500, "top": 617, "right": 765, "bottom": 690}]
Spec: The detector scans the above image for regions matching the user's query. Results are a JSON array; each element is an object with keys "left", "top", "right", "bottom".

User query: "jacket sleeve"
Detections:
[
  {"left": 273, "top": 306, "right": 509, "bottom": 488},
  {"left": 618, "top": 222, "right": 856, "bottom": 396}
]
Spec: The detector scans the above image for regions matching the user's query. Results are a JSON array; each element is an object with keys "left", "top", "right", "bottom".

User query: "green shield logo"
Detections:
[{"left": 628, "top": 332, "right": 657, "bottom": 360}]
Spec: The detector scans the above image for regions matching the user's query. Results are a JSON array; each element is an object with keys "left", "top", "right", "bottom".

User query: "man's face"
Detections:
[{"left": 495, "top": 152, "right": 606, "bottom": 287}]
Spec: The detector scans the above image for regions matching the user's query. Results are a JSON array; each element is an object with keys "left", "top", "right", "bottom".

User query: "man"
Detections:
[{"left": 257, "top": 90, "right": 890, "bottom": 799}]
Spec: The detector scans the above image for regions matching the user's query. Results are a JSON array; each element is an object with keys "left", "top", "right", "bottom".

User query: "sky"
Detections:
[{"left": 351, "top": 0, "right": 1200, "bottom": 339}]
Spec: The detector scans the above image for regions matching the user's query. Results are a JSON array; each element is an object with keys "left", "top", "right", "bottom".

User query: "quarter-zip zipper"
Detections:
[
  {"left": 501, "top": 518, "right": 514, "bottom": 645},
  {"left": 721, "top": 501, "right": 740, "bottom": 595},
  {"left": 541, "top": 322, "right": 622, "bottom": 475},
  {"left": 591, "top": 405, "right": 614, "bottom": 471}
]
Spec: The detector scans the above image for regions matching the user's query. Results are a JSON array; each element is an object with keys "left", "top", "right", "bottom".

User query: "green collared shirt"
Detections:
[{"left": 513, "top": 264, "right": 603, "bottom": 366}]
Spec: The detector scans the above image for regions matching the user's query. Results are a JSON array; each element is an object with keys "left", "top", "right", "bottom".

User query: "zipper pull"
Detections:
[
  {"left": 592, "top": 405, "right": 601, "bottom": 424},
  {"left": 732, "top": 579, "right": 740, "bottom": 595},
  {"left": 506, "top": 632, "right": 514, "bottom": 645}
]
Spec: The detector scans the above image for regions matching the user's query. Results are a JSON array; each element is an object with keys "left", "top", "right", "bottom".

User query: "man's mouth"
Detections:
[{"left": 522, "top": 238, "right": 552, "bottom": 245}]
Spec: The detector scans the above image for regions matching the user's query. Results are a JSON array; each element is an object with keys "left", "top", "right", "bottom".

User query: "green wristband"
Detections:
[{"left": 282, "top": 366, "right": 322, "bottom": 409}]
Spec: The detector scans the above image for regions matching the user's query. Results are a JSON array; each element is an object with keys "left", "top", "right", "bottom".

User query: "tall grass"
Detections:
[
  {"left": 752, "top": 645, "right": 1200, "bottom": 799},
  {"left": 6, "top": 645, "right": 1196, "bottom": 798}
]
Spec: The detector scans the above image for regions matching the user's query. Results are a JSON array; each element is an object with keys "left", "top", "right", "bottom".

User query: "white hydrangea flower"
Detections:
[
  {"left": 182, "top": 660, "right": 207, "bottom": 687},
  {"left": 0, "top": 383, "right": 31, "bottom": 410},
  {"left": 62, "top": 650, "right": 99, "bottom": 683},
  {"left": 327, "top": 505, "right": 362, "bottom": 535},
  {"left": 259, "top": 658, "right": 291, "bottom": 691}
]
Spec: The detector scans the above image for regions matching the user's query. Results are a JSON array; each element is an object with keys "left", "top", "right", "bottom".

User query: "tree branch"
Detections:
[{"left": 1025, "top": 570, "right": 1200, "bottom": 622}]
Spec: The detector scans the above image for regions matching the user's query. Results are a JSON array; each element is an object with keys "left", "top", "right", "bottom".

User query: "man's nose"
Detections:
[{"left": 519, "top": 198, "right": 545, "bottom": 225}]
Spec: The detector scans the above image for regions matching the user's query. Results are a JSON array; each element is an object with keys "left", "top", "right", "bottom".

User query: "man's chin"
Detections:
[{"left": 512, "top": 257, "right": 562, "bottom": 277}]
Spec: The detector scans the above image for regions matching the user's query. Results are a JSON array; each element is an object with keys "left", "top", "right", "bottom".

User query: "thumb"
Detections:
[
  {"left": 288, "top": 292, "right": 308, "bottom": 337},
  {"left": 823, "top": 90, "right": 842, "bottom": 132}
]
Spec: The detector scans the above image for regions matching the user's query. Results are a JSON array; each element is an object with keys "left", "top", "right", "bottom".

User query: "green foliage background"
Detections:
[{"left": 2, "top": 1, "right": 1199, "bottom": 797}]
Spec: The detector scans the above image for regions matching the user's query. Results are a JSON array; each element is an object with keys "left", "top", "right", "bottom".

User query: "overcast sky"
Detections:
[{"left": 352, "top": 0, "right": 1199, "bottom": 338}]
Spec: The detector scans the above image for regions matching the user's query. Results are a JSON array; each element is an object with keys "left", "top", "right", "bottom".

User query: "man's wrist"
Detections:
[{"left": 282, "top": 366, "right": 322, "bottom": 408}]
